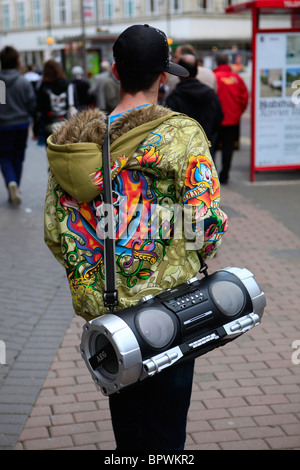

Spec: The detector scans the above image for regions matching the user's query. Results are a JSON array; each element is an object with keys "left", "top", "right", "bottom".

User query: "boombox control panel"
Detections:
[{"left": 163, "top": 288, "right": 206, "bottom": 313}]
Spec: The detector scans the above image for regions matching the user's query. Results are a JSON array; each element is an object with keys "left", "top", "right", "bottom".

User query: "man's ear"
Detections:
[
  {"left": 112, "top": 62, "right": 120, "bottom": 81},
  {"left": 160, "top": 71, "right": 167, "bottom": 85}
]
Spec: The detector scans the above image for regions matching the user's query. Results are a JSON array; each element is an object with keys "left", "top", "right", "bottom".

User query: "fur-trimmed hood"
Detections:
[{"left": 47, "top": 105, "right": 177, "bottom": 202}]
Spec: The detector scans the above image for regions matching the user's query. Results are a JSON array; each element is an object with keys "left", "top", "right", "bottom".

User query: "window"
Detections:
[
  {"left": 199, "top": 0, "right": 214, "bottom": 11},
  {"left": 54, "top": 0, "right": 72, "bottom": 25},
  {"left": 169, "top": 0, "right": 182, "bottom": 14},
  {"left": 103, "top": 0, "right": 114, "bottom": 20},
  {"left": 33, "top": 0, "right": 43, "bottom": 27},
  {"left": 224, "top": 0, "right": 239, "bottom": 6},
  {"left": 146, "top": 0, "right": 158, "bottom": 15},
  {"left": 17, "top": 1, "right": 26, "bottom": 28},
  {"left": 2, "top": 3, "right": 10, "bottom": 30},
  {"left": 83, "top": 0, "right": 96, "bottom": 22},
  {"left": 124, "top": 0, "right": 135, "bottom": 18}
]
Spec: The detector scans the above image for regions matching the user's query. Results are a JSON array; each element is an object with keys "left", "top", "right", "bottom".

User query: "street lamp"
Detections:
[{"left": 46, "top": 36, "right": 54, "bottom": 46}]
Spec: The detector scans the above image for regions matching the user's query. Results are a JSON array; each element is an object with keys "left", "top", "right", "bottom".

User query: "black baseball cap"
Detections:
[{"left": 113, "top": 24, "right": 189, "bottom": 78}]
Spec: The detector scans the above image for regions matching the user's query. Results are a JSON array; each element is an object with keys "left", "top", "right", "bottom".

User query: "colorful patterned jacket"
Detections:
[{"left": 44, "top": 105, "right": 228, "bottom": 321}]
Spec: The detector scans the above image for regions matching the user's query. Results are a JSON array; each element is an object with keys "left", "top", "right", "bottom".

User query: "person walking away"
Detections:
[
  {"left": 44, "top": 24, "right": 228, "bottom": 450},
  {"left": 0, "top": 46, "right": 36, "bottom": 205},
  {"left": 104, "top": 71, "right": 120, "bottom": 113},
  {"left": 35, "top": 60, "right": 70, "bottom": 146},
  {"left": 71, "top": 65, "right": 92, "bottom": 111},
  {"left": 24, "top": 65, "right": 41, "bottom": 93},
  {"left": 90, "top": 60, "right": 111, "bottom": 111},
  {"left": 213, "top": 52, "right": 249, "bottom": 184},
  {"left": 166, "top": 54, "right": 223, "bottom": 157},
  {"left": 197, "top": 55, "right": 217, "bottom": 91}
]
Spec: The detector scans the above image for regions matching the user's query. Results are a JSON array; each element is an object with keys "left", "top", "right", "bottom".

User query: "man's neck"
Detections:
[{"left": 110, "top": 89, "right": 158, "bottom": 116}]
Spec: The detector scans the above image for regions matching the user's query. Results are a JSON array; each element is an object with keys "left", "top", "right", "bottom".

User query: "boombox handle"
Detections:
[{"left": 102, "top": 116, "right": 208, "bottom": 313}]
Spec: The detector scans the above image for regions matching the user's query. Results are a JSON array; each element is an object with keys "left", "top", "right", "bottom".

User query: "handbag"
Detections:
[{"left": 80, "top": 116, "right": 266, "bottom": 396}]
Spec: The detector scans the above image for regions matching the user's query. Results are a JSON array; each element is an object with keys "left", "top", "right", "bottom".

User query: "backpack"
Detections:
[{"left": 45, "top": 84, "right": 77, "bottom": 133}]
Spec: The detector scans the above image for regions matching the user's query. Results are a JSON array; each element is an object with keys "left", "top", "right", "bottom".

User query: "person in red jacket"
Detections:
[{"left": 213, "top": 52, "right": 249, "bottom": 184}]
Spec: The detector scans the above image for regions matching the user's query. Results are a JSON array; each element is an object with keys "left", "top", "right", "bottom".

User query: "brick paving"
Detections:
[{"left": 1, "top": 133, "right": 300, "bottom": 451}]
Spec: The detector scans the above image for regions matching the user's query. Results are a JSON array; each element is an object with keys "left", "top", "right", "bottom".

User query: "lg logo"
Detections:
[
  {"left": 291, "top": 340, "right": 300, "bottom": 365},
  {"left": 0, "top": 340, "right": 6, "bottom": 365}
]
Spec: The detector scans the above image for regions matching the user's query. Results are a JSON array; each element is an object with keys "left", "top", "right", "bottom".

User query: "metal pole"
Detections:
[
  {"left": 166, "top": 0, "right": 171, "bottom": 37},
  {"left": 46, "top": 0, "right": 52, "bottom": 38},
  {"left": 80, "top": 0, "right": 87, "bottom": 74},
  {"left": 95, "top": 0, "right": 100, "bottom": 29},
  {"left": 46, "top": 0, "right": 53, "bottom": 58},
  {"left": 250, "top": 5, "right": 258, "bottom": 182}
]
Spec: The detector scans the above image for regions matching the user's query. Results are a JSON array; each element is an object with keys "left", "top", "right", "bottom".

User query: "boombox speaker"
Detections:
[{"left": 80, "top": 119, "right": 266, "bottom": 396}]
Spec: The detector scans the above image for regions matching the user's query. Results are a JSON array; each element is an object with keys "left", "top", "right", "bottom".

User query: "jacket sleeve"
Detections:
[
  {"left": 23, "top": 78, "right": 37, "bottom": 117},
  {"left": 179, "top": 121, "right": 228, "bottom": 259},
  {"left": 44, "top": 172, "right": 66, "bottom": 268},
  {"left": 237, "top": 77, "right": 249, "bottom": 115}
]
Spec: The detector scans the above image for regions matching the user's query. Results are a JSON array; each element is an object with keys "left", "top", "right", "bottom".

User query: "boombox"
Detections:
[{"left": 80, "top": 267, "right": 265, "bottom": 396}]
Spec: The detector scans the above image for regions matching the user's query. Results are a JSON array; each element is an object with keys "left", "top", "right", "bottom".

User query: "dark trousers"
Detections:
[
  {"left": 109, "top": 359, "right": 195, "bottom": 450},
  {"left": 0, "top": 126, "right": 29, "bottom": 187},
  {"left": 213, "top": 124, "right": 239, "bottom": 183}
]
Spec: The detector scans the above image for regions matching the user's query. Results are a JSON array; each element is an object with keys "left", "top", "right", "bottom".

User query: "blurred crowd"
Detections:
[{"left": 0, "top": 43, "right": 248, "bottom": 206}]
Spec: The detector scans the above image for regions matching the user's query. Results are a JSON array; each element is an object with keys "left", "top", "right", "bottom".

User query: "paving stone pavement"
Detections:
[{"left": 1, "top": 124, "right": 300, "bottom": 451}]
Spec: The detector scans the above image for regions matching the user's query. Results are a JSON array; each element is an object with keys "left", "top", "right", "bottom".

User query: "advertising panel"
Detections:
[{"left": 255, "top": 32, "right": 300, "bottom": 168}]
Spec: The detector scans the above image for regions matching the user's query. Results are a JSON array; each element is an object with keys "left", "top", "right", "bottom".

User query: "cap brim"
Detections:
[{"left": 166, "top": 61, "right": 189, "bottom": 77}]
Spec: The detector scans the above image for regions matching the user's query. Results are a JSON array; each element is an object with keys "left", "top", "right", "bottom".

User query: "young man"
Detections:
[
  {"left": 0, "top": 46, "right": 36, "bottom": 205},
  {"left": 44, "top": 24, "right": 228, "bottom": 450}
]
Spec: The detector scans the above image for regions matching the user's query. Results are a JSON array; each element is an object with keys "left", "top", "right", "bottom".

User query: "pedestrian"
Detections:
[
  {"left": 44, "top": 24, "right": 228, "bottom": 450},
  {"left": 213, "top": 52, "right": 249, "bottom": 184},
  {"left": 0, "top": 46, "right": 36, "bottom": 205},
  {"left": 103, "top": 71, "right": 120, "bottom": 113},
  {"left": 90, "top": 60, "right": 111, "bottom": 111},
  {"left": 197, "top": 54, "right": 218, "bottom": 91},
  {"left": 71, "top": 65, "right": 92, "bottom": 111},
  {"left": 166, "top": 53, "right": 223, "bottom": 155},
  {"left": 35, "top": 59, "right": 70, "bottom": 145},
  {"left": 24, "top": 65, "right": 42, "bottom": 139},
  {"left": 24, "top": 64, "right": 41, "bottom": 92}
]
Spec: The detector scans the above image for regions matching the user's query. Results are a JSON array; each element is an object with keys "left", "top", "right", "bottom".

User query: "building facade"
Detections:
[{"left": 0, "top": 0, "right": 289, "bottom": 72}]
